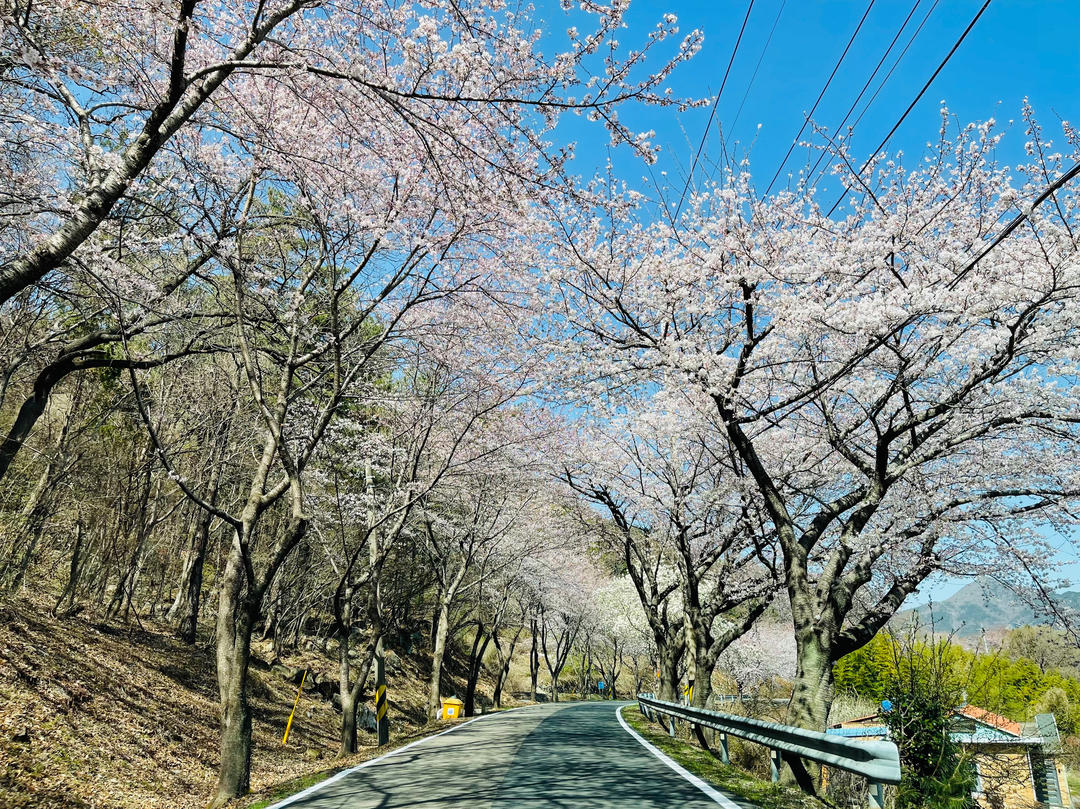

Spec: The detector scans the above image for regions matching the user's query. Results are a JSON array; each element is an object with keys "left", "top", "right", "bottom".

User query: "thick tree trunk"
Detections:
[
  {"left": 690, "top": 640, "right": 716, "bottom": 709},
  {"left": 656, "top": 641, "right": 681, "bottom": 703},
  {"left": 786, "top": 631, "right": 834, "bottom": 730},
  {"left": 780, "top": 630, "right": 835, "bottom": 791},
  {"left": 338, "top": 630, "right": 378, "bottom": 756},
  {"left": 340, "top": 690, "right": 357, "bottom": 753},
  {"left": 212, "top": 545, "right": 255, "bottom": 807}
]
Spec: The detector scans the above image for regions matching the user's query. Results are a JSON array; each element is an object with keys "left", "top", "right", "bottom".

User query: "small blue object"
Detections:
[
  {"left": 598, "top": 681, "right": 606, "bottom": 690},
  {"left": 881, "top": 700, "right": 893, "bottom": 712}
]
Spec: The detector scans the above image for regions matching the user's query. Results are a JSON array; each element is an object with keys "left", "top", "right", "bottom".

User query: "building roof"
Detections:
[
  {"left": 956, "top": 705, "right": 1022, "bottom": 736},
  {"left": 827, "top": 705, "right": 1056, "bottom": 747},
  {"left": 827, "top": 726, "right": 887, "bottom": 738},
  {"left": 829, "top": 713, "right": 882, "bottom": 728}
]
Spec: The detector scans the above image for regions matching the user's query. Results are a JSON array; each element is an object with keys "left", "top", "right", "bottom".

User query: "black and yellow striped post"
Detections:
[{"left": 374, "top": 639, "right": 389, "bottom": 746}]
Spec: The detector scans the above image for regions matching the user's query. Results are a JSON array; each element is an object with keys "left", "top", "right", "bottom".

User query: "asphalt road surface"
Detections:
[{"left": 273, "top": 701, "right": 758, "bottom": 809}]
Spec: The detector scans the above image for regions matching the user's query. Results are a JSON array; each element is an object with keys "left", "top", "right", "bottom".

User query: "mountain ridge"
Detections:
[{"left": 896, "top": 578, "right": 1080, "bottom": 637}]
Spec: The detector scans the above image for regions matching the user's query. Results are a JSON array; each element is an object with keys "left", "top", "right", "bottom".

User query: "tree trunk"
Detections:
[
  {"left": 463, "top": 624, "right": 491, "bottom": 717},
  {"left": 212, "top": 544, "right": 255, "bottom": 807},
  {"left": 339, "top": 640, "right": 376, "bottom": 756},
  {"left": 177, "top": 510, "right": 211, "bottom": 644},
  {"left": 656, "top": 641, "right": 681, "bottom": 703},
  {"left": 340, "top": 689, "right": 357, "bottom": 754},
  {"left": 529, "top": 616, "right": 540, "bottom": 702},
  {"left": 171, "top": 452, "right": 221, "bottom": 643},
  {"left": 781, "top": 630, "right": 835, "bottom": 791},
  {"left": 165, "top": 503, "right": 200, "bottom": 621},
  {"left": 690, "top": 638, "right": 715, "bottom": 709},
  {"left": 427, "top": 599, "right": 451, "bottom": 721},
  {"left": 492, "top": 626, "right": 521, "bottom": 709},
  {"left": 53, "top": 518, "right": 85, "bottom": 616}
]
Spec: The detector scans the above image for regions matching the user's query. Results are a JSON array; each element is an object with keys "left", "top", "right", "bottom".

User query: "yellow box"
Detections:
[{"left": 440, "top": 697, "right": 464, "bottom": 720}]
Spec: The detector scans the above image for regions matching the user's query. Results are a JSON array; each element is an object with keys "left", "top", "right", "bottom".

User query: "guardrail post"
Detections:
[
  {"left": 718, "top": 731, "right": 730, "bottom": 765},
  {"left": 868, "top": 781, "right": 884, "bottom": 809},
  {"left": 770, "top": 749, "right": 781, "bottom": 783}
]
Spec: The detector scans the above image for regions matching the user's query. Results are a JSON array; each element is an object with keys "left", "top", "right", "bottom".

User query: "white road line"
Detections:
[
  {"left": 616, "top": 704, "right": 745, "bottom": 809},
  {"left": 265, "top": 705, "right": 530, "bottom": 809}
]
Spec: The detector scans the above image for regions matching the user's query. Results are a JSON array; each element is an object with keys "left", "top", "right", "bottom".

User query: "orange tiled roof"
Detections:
[{"left": 956, "top": 705, "right": 1022, "bottom": 736}]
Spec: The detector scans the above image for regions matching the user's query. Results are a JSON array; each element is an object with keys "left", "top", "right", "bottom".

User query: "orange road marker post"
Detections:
[{"left": 282, "top": 669, "right": 308, "bottom": 745}]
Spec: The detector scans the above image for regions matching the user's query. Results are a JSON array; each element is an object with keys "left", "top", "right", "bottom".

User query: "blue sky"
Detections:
[
  {"left": 540, "top": 0, "right": 1080, "bottom": 604},
  {"left": 547, "top": 0, "right": 1079, "bottom": 207}
]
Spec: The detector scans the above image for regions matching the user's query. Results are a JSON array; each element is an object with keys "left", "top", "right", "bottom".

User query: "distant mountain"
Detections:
[{"left": 895, "top": 578, "right": 1080, "bottom": 637}]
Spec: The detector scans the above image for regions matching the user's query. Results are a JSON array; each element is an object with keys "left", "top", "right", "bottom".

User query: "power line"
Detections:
[
  {"left": 846, "top": 0, "right": 942, "bottom": 144},
  {"left": 809, "top": 0, "right": 943, "bottom": 188},
  {"left": 826, "top": 0, "right": 993, "bottom": 217},
  {"left": 947, "top": 159, "right": 1080, "bottom": 289},
  {"left": 674, "top": 0, "right": 756, "bottom": 220},
  {"left": 763, "top": 0, "right": 877, "bottom": 197},
  {"left": 805, "top": 0, "right": 923, "bottom": 189},
  {"left": 729, "top": 0, "right": 787, "bottom": 136}
]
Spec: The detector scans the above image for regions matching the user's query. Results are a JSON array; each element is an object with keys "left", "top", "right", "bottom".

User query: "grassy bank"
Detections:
[{"left": 620, "top": 705, "right": 828, "bottom": 809}]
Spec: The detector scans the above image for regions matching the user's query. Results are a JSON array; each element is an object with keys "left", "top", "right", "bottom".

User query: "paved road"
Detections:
[{"left": 274, "top": 701, "right": 757, "bottom": 808}]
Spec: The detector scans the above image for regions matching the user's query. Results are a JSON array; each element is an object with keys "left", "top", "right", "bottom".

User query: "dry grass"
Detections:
[{"left": 0, "top": 593, "right": 507, "bottom": 809}]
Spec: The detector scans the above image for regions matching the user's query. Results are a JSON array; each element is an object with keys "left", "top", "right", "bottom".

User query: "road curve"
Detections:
[{"left": 272, "top": 701, "right": 758, "bottom": 809}]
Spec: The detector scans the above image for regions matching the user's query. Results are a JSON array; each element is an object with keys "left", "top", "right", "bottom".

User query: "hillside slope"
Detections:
[
  {"left": 897, "top": 578, "right": 1080, "bottom": 637},
  {"left": 0, "top": 595, "right": 493, "bottom": 809}
]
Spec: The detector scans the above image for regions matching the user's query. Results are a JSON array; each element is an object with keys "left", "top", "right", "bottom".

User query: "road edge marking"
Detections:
[
  {"left": 616, "top": 704, "right": 745, "bottom": 809},
  {"left": 265, "top": 705, "right": 529, "bottom": 809}
]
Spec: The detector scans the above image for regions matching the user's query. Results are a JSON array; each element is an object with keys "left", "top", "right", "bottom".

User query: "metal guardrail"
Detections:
[
  {"left": 711, "top": 694, "right": 792, "bottom": 707},
  {"left": 636, "top": 693, "right": 901, "bottom": 809}
]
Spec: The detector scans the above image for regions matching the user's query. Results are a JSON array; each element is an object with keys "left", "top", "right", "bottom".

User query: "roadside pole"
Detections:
[
  {"left": 374, "top": 637, "right": 389, "bottom": 746},
  {"left": 367, "top": 457, "right": 389, "bottom": 747}
]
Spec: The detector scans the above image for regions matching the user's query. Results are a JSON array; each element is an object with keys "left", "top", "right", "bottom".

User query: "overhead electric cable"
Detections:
[
  {"left": 805, "top": 0, "right": 923, "bottom": 188},
  {"left": 826, "top": 0, "right": 993, "bottom": 217},
  {"left": 847, "top": 0, "right": 942, "bottom": 138},
  {"left": 673, "top": 0, "right": 756, "bottom": 220},
  {"left": 763, "top": 0, "right": 877, "bottom": 197},
  {"left": 809, "top": 0, "right": 942, "bottom": 187},
  {"left": 729, "top": 0, "right": 787, "bottom": 136},
  {"left": 946, "top": 159, "right": 1080, "bottom": 289}
]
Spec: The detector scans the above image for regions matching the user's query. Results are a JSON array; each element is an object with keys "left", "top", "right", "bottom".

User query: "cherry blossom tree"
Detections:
[
  {"left": 0, "top": 0, "right": 702, "bottom": 306},
  {"left": 531, "top": 545, "right": 602, "bottom": 701},
  {"left": 589, "top": 574, "right": 652, "bottom": 698},
  {"left": 563, "top": 393, "right": 777, "bottom": 706},
  {"left": 312, "top": 351, "right": 529, "bottom": 752},
  {"left": 541, "top": 110, "right": 1080, "bottom": 760}
]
